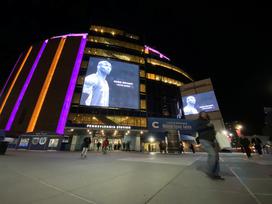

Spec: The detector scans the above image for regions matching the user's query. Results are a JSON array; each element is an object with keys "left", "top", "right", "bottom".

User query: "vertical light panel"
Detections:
[
  {"left": 0, "top": 47, "right": 33, "bottom": 115},
  {"left": 56, "top": 34, "right": 87, "bottom": 134},
  {"left": 27, "top": 38, "right": 66, "bottom": 132},
  {"left": 5, "top": 40, "right": 48, "bottom": 131},
  {"left": 0, "top": 54, "right": 22, "bottom": 99}
]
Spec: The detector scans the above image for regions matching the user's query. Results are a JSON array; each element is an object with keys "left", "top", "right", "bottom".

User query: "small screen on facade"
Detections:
[{"left": 182, "top": 91, "right": 219, "bottom": 115}]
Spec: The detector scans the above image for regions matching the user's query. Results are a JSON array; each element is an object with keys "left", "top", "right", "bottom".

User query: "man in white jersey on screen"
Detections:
[{"left": 83, "top": 60, "right": 112, "bottom": 107}]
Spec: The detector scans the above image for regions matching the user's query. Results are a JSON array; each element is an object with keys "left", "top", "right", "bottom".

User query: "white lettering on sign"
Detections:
[{"left": 152, "top": 122, "right": 159, "bottom": 128}]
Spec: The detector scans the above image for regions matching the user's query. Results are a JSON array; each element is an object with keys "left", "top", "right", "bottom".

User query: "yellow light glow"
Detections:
[
  {"left": 236, "top": 124, "right": 243, "bottom": 130},
  {"left": 27, "top": 38, "right": 66, "bottom": 132},
  {"left": 149, "top": 137, "right": 155, "bottom": 143},
  {"left": 0, "top": 46, "right": 33, "bottom": 115}
]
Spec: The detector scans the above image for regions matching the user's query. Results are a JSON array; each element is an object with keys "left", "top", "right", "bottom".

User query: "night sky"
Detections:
[{"left": 0, "top": 1, "right": 271, "bottom": 134}]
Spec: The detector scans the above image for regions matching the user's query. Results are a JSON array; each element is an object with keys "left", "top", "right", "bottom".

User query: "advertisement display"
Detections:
[
  {"left": 148, "top": 117, "right": 195, "bottom": 134},
  {"left": 182, "top": 91, "right": 219, "bottom": 115},
  {"left": 39, "top": 137, "right": 47, "bottom": 145},
  {"left": 48, "top": 139, "right": 59, "bottom": 148},
  {"left": 29, "top": 137, "right": 47, "bottom": 150},
  {"left": 80, "top": 57, "right": 139, "bottom": 109},
  {"left": 18, "top": 138, "right": 30, "bottom": 149}
]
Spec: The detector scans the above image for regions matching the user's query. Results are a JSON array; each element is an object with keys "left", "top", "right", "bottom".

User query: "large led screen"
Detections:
[
  {"left": 80, "top": 57, "right": 139, "bottom": 109},
  {"left": 182, "top": 91, "right": 219, "bottom": 115}
]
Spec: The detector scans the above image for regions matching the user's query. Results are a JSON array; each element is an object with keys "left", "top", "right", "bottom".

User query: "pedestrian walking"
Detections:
[
  {"left": 102, "top": 137, "right": 109, "bottom": 154},
  {"left": 178, "top": 141, "right": 184, "bottom": 154},
  {"left": 97, "top": 141, "right": 101, "bottom": 151},
  {"left": 196, "top": 111, "right": 224, "bottom": 180},
  {"left": 190, "top": 143, "right": 195, "bottom": 154},
  {"left": 81, "top": 136, "right": 91, "bottom": 158},
  {"left": 239, "top": 134, "right": 252, "bottom": 158}
]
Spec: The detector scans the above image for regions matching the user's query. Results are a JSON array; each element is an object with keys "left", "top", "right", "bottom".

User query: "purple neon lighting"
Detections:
[
  {"left": 56, "top": 34, "right": 87, "bottom": 134},
  {"left": 0, "top": 54, "right": 22, "bottom": 100},
  {"left": 51, "top": 33, "right": 88, "bottom": 39},
  {"left": 5, "top": 40, "right": 48, "bottom": 131},
  {"left": 144, "top": 45, "right": 170, "bottom": 61}
]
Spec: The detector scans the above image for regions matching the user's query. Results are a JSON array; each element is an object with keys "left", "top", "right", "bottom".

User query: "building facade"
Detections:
[{"left": 0, "top": 25, "right": 193, "bottom": 151}]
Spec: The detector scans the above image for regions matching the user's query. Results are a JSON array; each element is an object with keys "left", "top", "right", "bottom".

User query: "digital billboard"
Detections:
[
  {"left": 182, "top": 91, "right": 219, "bottom": 115},
  {"left": 80, "top": 57, "right": 139, "bottom": 109}
]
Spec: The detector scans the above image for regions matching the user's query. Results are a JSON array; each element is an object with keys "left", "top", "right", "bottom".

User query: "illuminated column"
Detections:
[
  {"left": 56, "top": 34, "right": 87, "bottom": 134},
  {"left": 0, "top": 47, "right": 32, "bottom": 115},
  {"left": 5, "top": 41, "right": 48, "bottom": 131},
  {"left": 27, "top": 38, "right": 66, "bottom": 132}
]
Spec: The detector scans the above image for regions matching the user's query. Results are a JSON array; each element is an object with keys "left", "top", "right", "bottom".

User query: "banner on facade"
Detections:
[{"left": 148, "top": 117, "right": 195, "bottom": 133}]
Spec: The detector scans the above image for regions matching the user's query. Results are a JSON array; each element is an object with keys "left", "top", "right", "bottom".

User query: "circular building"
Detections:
[{"left": 0, "top": 25, "right": 193, "bottom": 151}]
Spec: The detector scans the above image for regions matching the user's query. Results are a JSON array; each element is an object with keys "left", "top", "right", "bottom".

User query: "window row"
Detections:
[
  {"left": 147, "top": 58, "right": 193, "bottom": 81},
  {"left": 88, "top": 36, "right": 144, "bottom": 53},
  {"left": 90, "top": 25, "right": 140, "bottom": 40},
  {"left": 68, "top": 113, "right": 147, "bottom": 127},
  {"left": 84, "top": 48, "right": 145, "bottom": 64},
  {"left": 146, "top": 73, "right": 183, "bottom": 86}
]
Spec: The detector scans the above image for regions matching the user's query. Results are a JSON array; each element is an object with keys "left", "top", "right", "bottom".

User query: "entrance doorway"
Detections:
[{"left": 143, "top": 142, "right": 159, "bottom": 152}]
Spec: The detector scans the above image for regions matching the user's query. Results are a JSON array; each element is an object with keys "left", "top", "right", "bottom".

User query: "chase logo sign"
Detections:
[
  {"left": 152, "top": 121, "right": 160, "bottom": 129},
  {"left": 148, "top": 117, "right": 195, "bottom": 133}
]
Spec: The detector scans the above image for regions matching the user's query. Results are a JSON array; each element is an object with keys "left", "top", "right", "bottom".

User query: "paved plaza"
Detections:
[{"left": 1, "top": 150, "right": 272, "bottom": 204}]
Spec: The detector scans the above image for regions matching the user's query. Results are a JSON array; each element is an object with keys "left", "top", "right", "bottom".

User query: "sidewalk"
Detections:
[{"left": 0, "top": 150, "right": 271, "bottom": 204}]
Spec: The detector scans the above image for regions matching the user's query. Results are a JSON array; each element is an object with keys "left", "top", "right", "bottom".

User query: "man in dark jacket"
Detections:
[
  {"left": 240, "top": 135, "right": 251, "bottom": 158},
  {"left": 81, "top": 136, "right": 91, "bottom": 158},
  {"left": 197, "top": 111, "right": 224, "bottom": 180}
]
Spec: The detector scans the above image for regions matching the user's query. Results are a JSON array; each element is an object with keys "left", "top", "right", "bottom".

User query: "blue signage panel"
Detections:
[{"left": 148, "top": 117, "right": 196, "bottom": 133}]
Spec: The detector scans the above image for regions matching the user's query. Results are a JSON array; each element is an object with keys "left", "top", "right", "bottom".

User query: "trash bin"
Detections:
[{"left": 0, "top": 141, "right": 9, "bottom": 155}]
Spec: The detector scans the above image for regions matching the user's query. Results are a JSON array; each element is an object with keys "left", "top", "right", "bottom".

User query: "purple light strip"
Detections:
[
  {"left": 51, "top": 33, "right": 88, "bottom": 39},
  {"left": 144, "top": 45, "right": 170, "bottom": 61},
  {"left": 5, "top": 40, "right": 48, "bottom": 131},
  {"left": 56, "top": 34, "right": 87, "bottom": 134},
  {"left": 0, "top": 54, "right": 22, "bottom": 100}
]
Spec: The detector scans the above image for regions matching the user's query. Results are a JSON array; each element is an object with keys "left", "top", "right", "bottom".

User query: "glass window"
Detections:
[
  {"left": 72, "top": 93, "right": 81, "bottom": 104},
  {"left": 88, "top": 36, "right": 144, "bottom": 53},
  {"left": 90, "top": 26, "right": 140, "bottom": 40},
  {"left": 147, "top": 58, "right": 193, "bottom": 81},
  {"left": 140, "top": 70, "right": 146, "bottom": 78},
  {"left": 146, "top": 72, "right": 183, "bottom": 87},
  {"left": 76, "top": 76, "right": 84, "bottom": 85},
  {"left": 140, "top": 99, "right": 146, "bottom": 110},
  {"left": 81, "top": 60, "right": 88, "bottom": 68},
  {"left": 140, "top": 84, "right": 146, "bottom": 93},
  {"left": 84, "top": 48, "right": 145, "bottom": 64}
]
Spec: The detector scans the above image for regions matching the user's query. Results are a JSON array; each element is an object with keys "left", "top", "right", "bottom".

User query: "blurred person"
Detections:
[
  {"left": 178, "top": 141, "right": 184, "bottom": 154},
  {"left": 102, "top": 137, "right": 109, "bottom": 154},
  {"left": 159, "top": 141, "right": 162, "bottom": 153},
  {"left": 196, "top": 111, "right": 224, "bottom": 180},
  {"left": 190, "top": 143, "right": 196, "bottom": 154},
  {"left": 82, "top": 60, "right": 112, "bottom": 106},
  {"left": 239, "top": 134, "right": 252, "bottom": 158},
  {"left": 253, "top": 137, "right": 263, "bottom": 155},
  {"left": 81, "top": 136, "right": 91, "bottom": 158}
]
